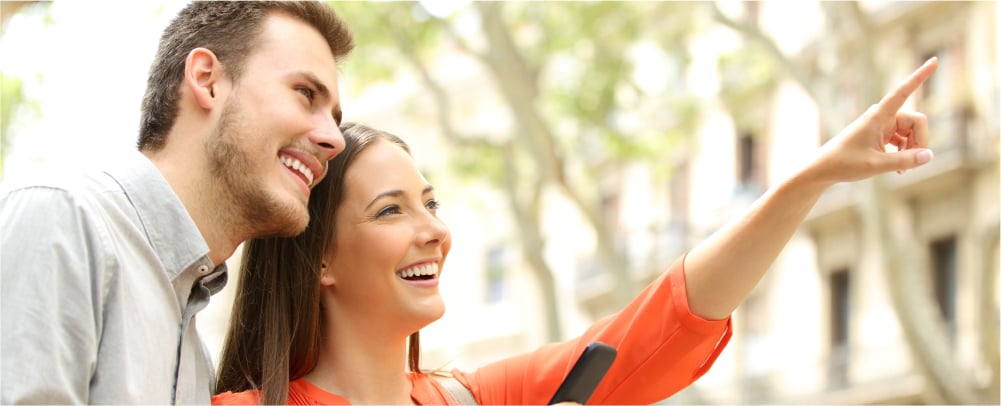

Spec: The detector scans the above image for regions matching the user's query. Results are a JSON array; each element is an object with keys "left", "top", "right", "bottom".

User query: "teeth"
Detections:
[
  {"left": 280, "top": 155, "right": 314, "bottom": 186},
  {"left": 397, "top": 264, "right": 438, "bottom": 279}
]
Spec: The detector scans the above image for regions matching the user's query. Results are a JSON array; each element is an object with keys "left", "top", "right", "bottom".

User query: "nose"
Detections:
[
  {"left": 417, "top": 212, "right": 449, "bottom": 248},
  {"left": 311, "top": 115, "right": 345, "bottom": 162}
]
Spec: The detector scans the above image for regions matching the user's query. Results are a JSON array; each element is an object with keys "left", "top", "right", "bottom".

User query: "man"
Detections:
[{"left": 1, "top": 2, "right": 352, "bottom": 403}]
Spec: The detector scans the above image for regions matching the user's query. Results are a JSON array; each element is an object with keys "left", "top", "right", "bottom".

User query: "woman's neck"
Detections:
[{"left": 306, "top": 317, "right": 415, "bottom": 404}]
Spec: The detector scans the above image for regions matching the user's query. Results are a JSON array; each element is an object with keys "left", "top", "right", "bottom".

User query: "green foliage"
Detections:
[
  {"left": 329, "top": 1, "right": 446, "bottom": 94},
  {"left": 505, "top": 2, "right": 706, "bottom": 177},
  {"left": 332, "top": 1, "right": 710, "bottom": 201},
  {"left": 449, "top": 143, "right": 505, "bottom": 185},
  {"left": 717, "top": 41, "right": 780, "bottom": 136},
  {"left": 0, "top": 73, "right": 25, "bottom": 178}
]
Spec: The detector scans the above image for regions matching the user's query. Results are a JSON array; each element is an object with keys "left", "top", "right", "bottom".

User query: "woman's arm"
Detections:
[{"left": 683, "top": 57, "right": 939, "bottom": 320}]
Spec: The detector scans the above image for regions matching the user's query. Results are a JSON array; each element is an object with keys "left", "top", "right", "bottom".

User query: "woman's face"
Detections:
[{"left": 322, "top": 138, "right": 451, "bottom": 334}]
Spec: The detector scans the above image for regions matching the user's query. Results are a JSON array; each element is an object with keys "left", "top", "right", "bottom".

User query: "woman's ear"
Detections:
[
  {"left": 184, "top": 47, "right": 224, "bottom": 110},
  {"left": 319, "top": 262, "right": 336, "bottom": 287}
]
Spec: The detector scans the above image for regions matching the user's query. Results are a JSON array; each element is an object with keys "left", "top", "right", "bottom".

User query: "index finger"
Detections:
[{"left": 876, "top": 57, "right": 939, "bottom": 115}]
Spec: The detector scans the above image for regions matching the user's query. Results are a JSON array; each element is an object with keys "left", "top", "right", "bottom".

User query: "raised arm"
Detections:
[{"left": 683, "top": 57, "right": 939, "bottom": 320}]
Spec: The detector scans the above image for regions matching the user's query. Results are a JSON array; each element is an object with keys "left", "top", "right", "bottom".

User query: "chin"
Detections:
[
  {"left": 425, "top": 300, "right": 448, "bottom": 322},
  {"left": 280, "top": 211, "right": 311, "bottom": 237},
  {"left": 288, "top": 206, "right": 311, "bottom": 234},
  {"left": 277, "top": 217, "right": 310, "bottom": 237},
  {"left": 248, "top": 199, "right": 311, "bottom": 238}
]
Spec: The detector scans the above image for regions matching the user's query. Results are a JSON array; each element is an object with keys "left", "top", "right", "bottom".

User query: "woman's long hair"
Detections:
[{"left": 214, "top": 123, "right": 421, "bottom": 404}]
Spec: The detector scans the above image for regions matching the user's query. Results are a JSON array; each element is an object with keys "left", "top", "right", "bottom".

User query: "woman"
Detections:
[{"left": 213, "top": 58, "right": 938, "bottom": 404}]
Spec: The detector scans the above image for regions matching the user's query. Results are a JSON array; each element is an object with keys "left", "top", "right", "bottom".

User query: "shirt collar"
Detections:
[{"left": 104, "top": 151, "right": 213, "bottom": 279}]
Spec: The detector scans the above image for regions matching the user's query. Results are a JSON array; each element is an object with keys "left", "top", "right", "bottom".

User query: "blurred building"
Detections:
[
  {"left": 397, "top": 1, "right": 1000, "bottom": 405},
  {"left": 692, "top": 2, "right": 996, "bottom": 405},
  {"left": 590, "top": 2, "right": 1000, "bottom": 404}
]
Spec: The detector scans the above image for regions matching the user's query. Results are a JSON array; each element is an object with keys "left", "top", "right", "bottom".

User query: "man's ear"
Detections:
[{"left": 184, "top": 47, "right": 224, "bottom": 110}]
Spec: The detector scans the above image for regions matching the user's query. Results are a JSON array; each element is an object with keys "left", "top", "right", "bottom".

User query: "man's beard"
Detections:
[{"left": 205, "top": 99, "right": 310, "bottom": 239}]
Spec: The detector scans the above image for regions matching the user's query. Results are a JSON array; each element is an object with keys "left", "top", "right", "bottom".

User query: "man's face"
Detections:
[{"left": 208, "top": 12, "right": 344, "bottom": 237}]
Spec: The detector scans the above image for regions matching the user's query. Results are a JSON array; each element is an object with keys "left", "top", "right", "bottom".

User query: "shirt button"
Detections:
[{"left": 197, "top": 265, "right": 210, "bottom": 274}]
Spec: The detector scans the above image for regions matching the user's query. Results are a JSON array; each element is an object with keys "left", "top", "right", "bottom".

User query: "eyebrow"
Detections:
[
  {"left": 364, "top": 185, "right": 435, "bottom": 211},
  {"left": 296, "top": 71, "right": 342, "bottom": 124}
]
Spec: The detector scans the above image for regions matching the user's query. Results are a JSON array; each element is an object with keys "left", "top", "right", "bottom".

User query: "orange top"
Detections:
[{"left": 213, "top": 256, "right": 732, "bottom": 405}]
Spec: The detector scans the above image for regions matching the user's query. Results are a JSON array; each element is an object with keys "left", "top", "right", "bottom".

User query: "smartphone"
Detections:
[{"left": 548, "top": 342, "right": 617, "bottom": 405}]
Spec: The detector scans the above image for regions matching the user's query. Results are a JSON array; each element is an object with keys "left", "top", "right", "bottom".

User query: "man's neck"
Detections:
[{"left": 143, "top": 149, "right": 242, "bottom": 266}]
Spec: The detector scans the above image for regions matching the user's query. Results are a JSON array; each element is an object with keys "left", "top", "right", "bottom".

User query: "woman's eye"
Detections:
[
  {"left": 426, "top": 199, "right": 441, "bottom": 210},
  {"left": 376, "top": 205, "right": 401, "bottom": 217},
  {"left": 296, "top": 87, "right": 315, "bottom": 102}
]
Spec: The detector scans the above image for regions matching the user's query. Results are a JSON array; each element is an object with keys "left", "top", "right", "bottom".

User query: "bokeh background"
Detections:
[{"left": 1, "top": 1, "right": 998, "bottom": 404}]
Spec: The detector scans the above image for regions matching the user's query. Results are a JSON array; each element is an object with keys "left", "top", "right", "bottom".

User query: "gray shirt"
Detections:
[{"left": 1, "top": 151, "right": 227, "bottom": 404}]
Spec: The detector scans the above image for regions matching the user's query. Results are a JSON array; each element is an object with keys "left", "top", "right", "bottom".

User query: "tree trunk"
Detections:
[
  {"left": 474, "top": 2, "right": 637, "bottom": 310},
  {"left": 862, "top": 177, "right": 986, "bottom": 404},
  {"left": 499, "top": 143, "right": 564, "bottom": 342},
  {"left": 977, "top": 222, "right": 1000, "bottom": 403}
]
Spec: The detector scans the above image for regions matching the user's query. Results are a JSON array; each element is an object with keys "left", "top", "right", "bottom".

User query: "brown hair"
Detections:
[
  {"left": 137, "top": 1, "right": 353, "bottom": 152},
  {"left": 214, "top": 123, "right": 423, "bottom": 404}
]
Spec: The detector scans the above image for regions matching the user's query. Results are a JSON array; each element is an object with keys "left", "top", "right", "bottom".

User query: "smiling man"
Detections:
[{"left": 0, "top": 2, "right": 353, "bottom": 404}]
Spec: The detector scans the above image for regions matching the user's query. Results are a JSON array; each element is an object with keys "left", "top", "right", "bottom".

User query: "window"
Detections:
[
  {"left": 668, "top": 161, "right": 690, "bottom": 220},
  {"left": 736, "top": 131, "right": 762, "bottom": 192},
  {"left": 828, "top": 268, "right": 851, "bottom": 389},
  {"left": 484, "top": 246, "right": 509, "bottom": 304},
  {"left": 930, "top": 236, "right": 958, "bottom": 341},
  {"left": 600, "top": 188, "right": 621, "bottom": 232},
  {"left": 919, "top": 49, "right": 945, "bottom": 106},
  {"left": 919, "top": 46, "right": 968, "bottom": 152}
]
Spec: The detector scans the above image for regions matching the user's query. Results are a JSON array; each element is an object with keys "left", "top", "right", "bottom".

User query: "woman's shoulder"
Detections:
[{"left": 212, "top": 389, "right": 262, "bottom": 405}]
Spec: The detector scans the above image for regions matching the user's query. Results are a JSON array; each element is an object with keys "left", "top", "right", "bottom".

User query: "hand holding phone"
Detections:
[{"left": 548, "top": 342, "right": 617, "bottom": 405}]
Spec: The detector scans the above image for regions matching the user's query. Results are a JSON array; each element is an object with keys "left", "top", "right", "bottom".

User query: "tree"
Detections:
[
  {"left": 0, "top": 1, "right": 47, "bottom": 179},
  {"left": 712, "top": 2, "right": 997, "bottom": 404}
]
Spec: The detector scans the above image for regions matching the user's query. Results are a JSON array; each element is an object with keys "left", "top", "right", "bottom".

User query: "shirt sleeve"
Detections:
[
  {"left": 456, "top": 254, "right": 732, "bottom": 405},
  {"left": 1, "top": 187, "right": 109, "bottom": 404}
]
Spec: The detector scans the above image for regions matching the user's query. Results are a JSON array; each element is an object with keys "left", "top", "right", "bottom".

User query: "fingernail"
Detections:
[{"left": 916, "top": 149, "right": 934, "bottom": 164}]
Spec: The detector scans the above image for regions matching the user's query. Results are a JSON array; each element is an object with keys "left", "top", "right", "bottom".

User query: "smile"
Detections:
[
  {"left": 280, "top": 154, "right": 314, "bottom": 187},
  {"left": 396, "top": 263, "right": 438, "bottom": 281}
]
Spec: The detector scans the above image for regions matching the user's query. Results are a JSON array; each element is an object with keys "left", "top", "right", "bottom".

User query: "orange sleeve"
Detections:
[
  {"left": 211, "top": 390, "right": 262, "bottom": 405},
  {"left": 455, "top": 254, "right": 732, "bottom": 405}
]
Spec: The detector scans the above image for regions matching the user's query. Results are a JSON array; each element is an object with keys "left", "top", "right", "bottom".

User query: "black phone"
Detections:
[{"left": 548, "top": 342, "right": 617, "bottom": 405}]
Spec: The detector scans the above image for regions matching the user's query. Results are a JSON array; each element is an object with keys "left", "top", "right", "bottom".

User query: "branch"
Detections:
[
  {"left": 709, "top": 1, "right": 844, "bottom": 138},
  {"left": 433, "top": 14, "right": 486, "bottom": 61},
  {"left": 376, "top": 11, "right": 496, "bottom": 149},
  {"left": 469, "top": 2, "right": 636, "bottom": 299}
]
